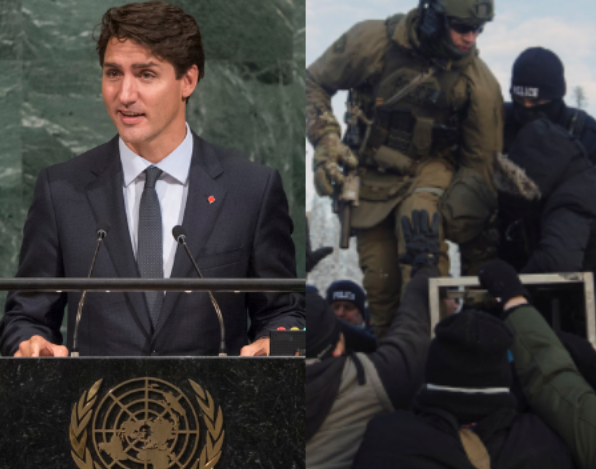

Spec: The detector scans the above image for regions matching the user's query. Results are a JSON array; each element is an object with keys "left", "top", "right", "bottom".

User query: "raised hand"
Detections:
[{"left": 399, "top": 210, "right": 441, "bottom": 276}]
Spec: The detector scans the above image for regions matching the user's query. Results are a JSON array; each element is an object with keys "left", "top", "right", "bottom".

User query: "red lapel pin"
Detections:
[{"left": 208, "top": 195, "right": 216, "bottom": 204}]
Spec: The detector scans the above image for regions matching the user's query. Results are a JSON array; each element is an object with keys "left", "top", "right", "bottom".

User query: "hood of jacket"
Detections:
[{"left": 306, "top": 356, "right": 347, "bottom": 442}]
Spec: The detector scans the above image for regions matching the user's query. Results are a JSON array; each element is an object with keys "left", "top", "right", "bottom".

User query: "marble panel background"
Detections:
[{"left": 0, "top": 0, "right": 305, "bottom": 314}]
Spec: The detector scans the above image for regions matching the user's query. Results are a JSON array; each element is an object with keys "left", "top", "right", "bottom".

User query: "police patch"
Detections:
[
  {"left": 333, "top": 33, "right": 347, "bottom": 53},
  {"left": 513, "top": 86, "right": 539, "bottom": 98},
  {"left": 333, "top": 291, "right": 356, "bottom": 301}
]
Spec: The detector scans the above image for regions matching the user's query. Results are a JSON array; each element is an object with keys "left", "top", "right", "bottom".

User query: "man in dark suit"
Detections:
[{"left": 0, "top": 1, "right": 303, "bottom": 357}]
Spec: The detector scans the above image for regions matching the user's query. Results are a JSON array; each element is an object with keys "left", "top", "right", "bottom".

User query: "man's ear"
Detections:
[{"left": 181, "top": 64, "right": 199, "bottom": 101}]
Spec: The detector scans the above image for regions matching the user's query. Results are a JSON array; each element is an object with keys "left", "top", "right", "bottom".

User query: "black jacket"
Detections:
[
  {"left": 352, "top": 404, "right": 575, "bottom": 469},
  {"left": 499, "top": 119, "right": 596, "bottom": 274},
  {"left": 504, "top": 102, "right": 596, "bottom": 164},
  {"left": 306, "top": 267, "right": 434, "bottom": 468}
]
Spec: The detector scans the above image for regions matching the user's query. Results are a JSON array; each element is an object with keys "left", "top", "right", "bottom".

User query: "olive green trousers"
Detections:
[{"left": 356, "top": 160, "right": 452, "bottom": 339}]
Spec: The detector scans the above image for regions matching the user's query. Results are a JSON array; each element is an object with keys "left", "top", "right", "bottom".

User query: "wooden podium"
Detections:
[{"left": 0, "top": 357, "right": 304, "bottom": 469}]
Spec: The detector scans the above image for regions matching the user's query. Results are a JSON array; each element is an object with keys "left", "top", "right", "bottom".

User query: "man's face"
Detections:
[
  {"left": 101, "top": 38, "right": 197, "bottom": 154},
  {"left": 513, "top": 95, "right": 552, "bottom": 108},
  {"left": 331, "top": 301, "right": 364, "bottom": 326},
  {"left": 449, "top": 28, "right": 481, "bottom": 53}
]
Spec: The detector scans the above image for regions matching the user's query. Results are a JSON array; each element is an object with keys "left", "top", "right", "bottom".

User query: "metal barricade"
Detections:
[{"left": 428, "top": 273, "right": 595, "bottom": 347}]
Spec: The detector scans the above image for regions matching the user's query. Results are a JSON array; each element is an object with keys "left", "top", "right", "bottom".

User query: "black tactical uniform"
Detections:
[
  {"left": 503, "top": 46, "right": 596, "bottom": 161},
  {"left": 504, "top": 101, "right": 596, "bottom": 161}
]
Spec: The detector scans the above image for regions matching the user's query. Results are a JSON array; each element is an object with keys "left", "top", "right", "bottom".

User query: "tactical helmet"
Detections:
[
  {"left": 442, "top": 0, "right": 494, "bottom": 23},
  {"left": 418, "top": 0, "right": 494, "bottom": 59}
]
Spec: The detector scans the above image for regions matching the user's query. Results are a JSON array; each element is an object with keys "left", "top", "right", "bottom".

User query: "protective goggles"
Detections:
[{"left": 449, "top": 22, "right": 484, "bottom": 34}]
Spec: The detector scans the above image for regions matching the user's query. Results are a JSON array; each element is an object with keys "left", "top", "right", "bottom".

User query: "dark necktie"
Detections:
[{"left": 137, "top": 166, "right": 164, "bottom": 328}]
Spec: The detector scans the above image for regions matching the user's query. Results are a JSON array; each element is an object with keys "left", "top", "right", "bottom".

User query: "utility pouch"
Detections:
[
  {"left": 373, "top": 145, "right": 417, "bottom": 175},
  {"left": 433, "top": 123, "right": 461, "bottom": 150},
  {"left": 412, "top": 116, "right": 434, "bottom": 157},
  {"left": 367, "top": 108, "right": 391, "bottom": 149},
  {"left": 359, "top": 175, "right": 403, "bottom": 201},
  {"left": 440, "top": 168, "right": 497, "bottom": 244}
]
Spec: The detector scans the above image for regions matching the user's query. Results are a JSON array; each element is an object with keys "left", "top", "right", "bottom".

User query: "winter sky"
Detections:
[{"left": 306, "top": 0, "right": 596, "bottom": 208}]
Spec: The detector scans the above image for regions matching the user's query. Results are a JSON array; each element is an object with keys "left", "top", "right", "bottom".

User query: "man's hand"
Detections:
[
  {"left": 399, "top": 210, "right": 441, "bottom": 275},
  {"left": 240, "top": 337, "right": 270, "bottom": 357},
  {"left": 14, "top": 335, "right": 69, "bottom": 357},
  {"left": 478, "top": 260, "right": 530, "bottom": 306},
  {"left": 313, "top": 133, "right": 359, "bottom": 196},
  {"left": 306, "top": 215, "right": 333, "bottom": 273},
  {"left": 307, "top": 246, "right": 333, "bottom": 274}
]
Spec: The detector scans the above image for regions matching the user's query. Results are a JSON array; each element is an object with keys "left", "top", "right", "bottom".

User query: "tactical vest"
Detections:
[{"left": 351, "top": 15, "right": 469, "bottom": 175}]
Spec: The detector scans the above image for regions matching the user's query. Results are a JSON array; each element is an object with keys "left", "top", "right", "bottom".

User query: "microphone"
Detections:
[
  {"left": 172, "top": 225, "right": 227, "bottom": 356},
  {"left": 71, "top": 222, "right": 110, "bottom": 357}
]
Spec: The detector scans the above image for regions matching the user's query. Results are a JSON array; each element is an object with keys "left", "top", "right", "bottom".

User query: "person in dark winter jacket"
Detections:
[
  {"left": 306, "top": 210, "right": 439, "bottom": 469},
  {"left": 497, "top": 118, "right": 596, "bottom": 274},
  {"left": 326, "top": 280, "right": 370, "bottom": 329},
  {"left": 503, "top": 47, "right": 596, "bottom": 163},
  {"left": 478, "top": 259, "right": 596, "bottom": 469},
  {"left": 326, "top": 280, "right": 377, "bottom": 351},
  {"left": 352, "top": 308, "right": 576, "bottom": 469}
]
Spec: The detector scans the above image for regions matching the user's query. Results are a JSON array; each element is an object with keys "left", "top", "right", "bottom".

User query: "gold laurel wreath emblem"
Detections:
[
  {"left": 189, "top": 380, "right": 225, "bottom": 469},
  {"left": 69, "top": 378, "right": 224, "bottom": 469},
  {"left": 69, "top": 379, "right": 103, "bottom": 469}
]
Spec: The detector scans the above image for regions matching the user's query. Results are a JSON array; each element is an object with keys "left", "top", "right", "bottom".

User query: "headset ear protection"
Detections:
[{"left": 418, "top": 0, "right": 446, "bottom": 39}]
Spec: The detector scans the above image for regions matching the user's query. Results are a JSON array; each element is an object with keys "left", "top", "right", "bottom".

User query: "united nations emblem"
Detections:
[{"left": 70, "top": 378, "right": 225, "bottom": 469}]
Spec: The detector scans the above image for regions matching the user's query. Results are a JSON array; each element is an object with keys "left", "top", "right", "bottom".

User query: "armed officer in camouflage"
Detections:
[{"left": 307, "top": 0, "right": 504, "bottom": 338}]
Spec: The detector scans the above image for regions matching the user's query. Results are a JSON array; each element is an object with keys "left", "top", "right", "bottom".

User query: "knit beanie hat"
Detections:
[
  {"left": 511, "top": 47, "right": 566, "bottom": 100},
  {"left": 326, "top": 280, "right": 368, "bottom": 322},
  {"left": 306, "top": 289, "right": 341, "bottom": 360},
  {"left": 426, "top": 309, "right": 513, "bottom": 390}
]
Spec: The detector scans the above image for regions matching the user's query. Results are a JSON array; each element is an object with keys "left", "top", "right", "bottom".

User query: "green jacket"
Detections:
[
  {"left": 306, "top": 9, "right": 503, "bottom": 238},
  {"left": 506, "top": 304, "right": 596, "bottom": 469}
]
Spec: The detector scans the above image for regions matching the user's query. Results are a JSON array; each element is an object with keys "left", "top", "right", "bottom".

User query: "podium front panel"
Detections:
[{"left": 0, "top": 357, "right": 304, "bottom": 469}]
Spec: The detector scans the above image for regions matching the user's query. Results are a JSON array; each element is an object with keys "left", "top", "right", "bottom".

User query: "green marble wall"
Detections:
[{"left": 0, "top": 0, "right": 305, "bottom": 313}]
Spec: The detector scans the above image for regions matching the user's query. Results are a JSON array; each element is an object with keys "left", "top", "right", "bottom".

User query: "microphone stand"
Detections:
[
  {"left": 175, "top": 232, "right": 227, "bottom": 356},
  {"left": 71, "top": 229, "right": 107, "bottom": 357}
]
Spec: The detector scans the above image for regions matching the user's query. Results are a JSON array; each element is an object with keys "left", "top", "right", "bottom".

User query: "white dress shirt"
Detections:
[{"left": 119, "top": 123, "right": 193, "bottom": 278}]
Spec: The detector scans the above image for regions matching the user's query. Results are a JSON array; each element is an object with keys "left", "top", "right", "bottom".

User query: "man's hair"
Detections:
[{"left": 96, "top": 0, "right": 205, "bottom": 84}]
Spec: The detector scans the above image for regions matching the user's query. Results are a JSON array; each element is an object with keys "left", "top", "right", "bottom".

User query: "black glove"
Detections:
[
  {"left": 398, "top": 210, "right": 440, "bottom": 276},
  {"left": 477, "top": 260, "right": 530, "bottom": 306},
  {"left": 307, "top": 247, "right": 333, "bottom": 273},
  {"left": 306, "top": 215, "right": 333, "bottom": 274}
]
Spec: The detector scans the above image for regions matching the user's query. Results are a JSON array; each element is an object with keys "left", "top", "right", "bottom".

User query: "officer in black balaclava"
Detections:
[{"left": 504, "top": 47, "right": 596, "bottom": 163}]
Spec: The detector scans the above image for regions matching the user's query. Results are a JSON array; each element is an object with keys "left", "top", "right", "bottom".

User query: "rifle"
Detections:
[
  {"left": 333, "top": 90, "right": 363, "bottom": 249},
  {"left": 337, "top": 171, "right": 359, "bottom": 249}
]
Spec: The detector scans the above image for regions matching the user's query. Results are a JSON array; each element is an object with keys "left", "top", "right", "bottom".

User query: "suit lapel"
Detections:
[
  {"left": 153, "top": 134, "right": 227, "bottom": 338},
  {"left": 86, "top": 137, "right": 152, "bottom": 337}
]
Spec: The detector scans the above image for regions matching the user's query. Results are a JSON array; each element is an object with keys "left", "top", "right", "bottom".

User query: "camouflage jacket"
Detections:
[{"left": 307, "top": 9, "right": 504, "bottom": 229}]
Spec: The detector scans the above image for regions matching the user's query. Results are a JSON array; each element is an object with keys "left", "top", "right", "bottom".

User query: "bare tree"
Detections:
[{"left": 573, "top": 86, "right": 588, "bottom": 109}]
